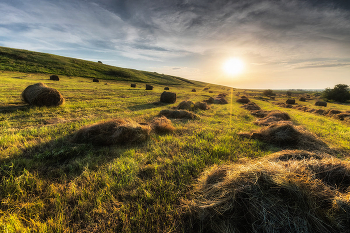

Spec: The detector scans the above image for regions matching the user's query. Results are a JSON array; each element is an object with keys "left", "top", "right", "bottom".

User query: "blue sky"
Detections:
[{"left": 1, "top": 0, "right": 349, "bottom": 89}]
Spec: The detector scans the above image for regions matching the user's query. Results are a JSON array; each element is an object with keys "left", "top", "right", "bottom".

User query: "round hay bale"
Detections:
[
  {"left": 150, "top": 116, "right": 175, "bottom": 134},
  {"left": 159, "top": 109, "right": 198, "bottom": 119},
  {"left": 146, "top": 84, "right": 153, "bottom": 90},
  {"left": 299, "top": 97, "right": 306, "bottom": 101},
  {"left": 50, "top": 75, "right": 59, "bottom": 81},
  {"left": 192, "top": 89, "right": 196, "bottom": 92},
  {"left": 194, "top": 102, "right": 210, "bottom": 110},
  {"left": 131, "top": 84, "right": 136, "bottom": 88},
  {"left": 164, "top": 87, "right": 170, "bottom": 90},
  {"left": 93, "top": 78, "right": 99, "bottom": 82},
  {"left": 236, "top": 98, "right": 250, "bottom": 103},
  {"left": 160, "top": 91, "right": 176, "bottom": 103},
  {"left": 177, "top": 100, "right": 194, "bottom": 110},
  {"left": 22, "top": 83, "right": 64, "bottom": 107},
  {"left": 286, "top": 99, "right": 295, "bottom": 104},
  {"left": 72, "top": 119, "right": 151, "bottom": 146},
  {"left": 315, "top": 101, "right": 327, "bottom": 107}
]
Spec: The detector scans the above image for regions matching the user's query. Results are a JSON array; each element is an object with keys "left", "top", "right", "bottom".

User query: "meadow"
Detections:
[{"left": 1, "top": 47, "right": 350, "bottom": 232}]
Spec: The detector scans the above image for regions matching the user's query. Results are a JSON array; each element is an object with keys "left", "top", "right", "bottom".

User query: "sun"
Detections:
[{"left": 223, "top": 58, "right": 245, "bottom": 75}]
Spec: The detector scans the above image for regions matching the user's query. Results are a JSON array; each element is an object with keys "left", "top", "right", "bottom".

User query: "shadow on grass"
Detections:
[
  {"left": 128, "top": 101, "right": 173, "bottom": 111},
  {"left": 0, "top": 104, "right": 30, "bottom": 113},
  {"left": 0, "top": 132, "right": 148, "bottom": 183}
]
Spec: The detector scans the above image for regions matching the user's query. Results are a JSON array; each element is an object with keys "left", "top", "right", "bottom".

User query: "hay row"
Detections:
[{"left": 276, "top": 102, "right": 350, "bottom": 123}]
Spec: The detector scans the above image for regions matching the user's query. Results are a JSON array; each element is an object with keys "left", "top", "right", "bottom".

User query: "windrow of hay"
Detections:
[
  {"left": 241, "top": 102, "right": 261, "bottom": 111},
  {"left": 184, "top": 149, "right": 350, "bottom": 233},
  {"left": 159, "top": 109, "right": 198, "bottom": 119},
  {"left": 72, "top": 119, "right": 151, "bottom": 146},
  {"left": 22, "top": 82, "right": 65, "bottom": 107},
  {"left": 276, "top": 102, "right": 350, "bottom": 123}
]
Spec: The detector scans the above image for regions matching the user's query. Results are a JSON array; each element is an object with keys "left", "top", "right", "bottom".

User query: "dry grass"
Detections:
[
  {"left": 71, "top": 119, "right": 151, "bottom": 146},
  {"left": 177, "top": 101, "right": 195, "bottom": 110},
  {"left": 184, "top": 149, "right": 350, "bottom": 233},
  {"left": 22, "top": 82, "right": 64, "bottom": 106}
]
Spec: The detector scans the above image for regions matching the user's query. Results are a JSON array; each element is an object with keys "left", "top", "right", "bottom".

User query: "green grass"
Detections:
[{"left": 1, "top": 48, "right": 350, "bottom": 232}]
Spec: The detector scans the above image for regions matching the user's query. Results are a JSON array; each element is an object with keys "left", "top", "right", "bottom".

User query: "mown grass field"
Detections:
[{"left": 1, "top": 48, "right": 350, "bottom": 232}]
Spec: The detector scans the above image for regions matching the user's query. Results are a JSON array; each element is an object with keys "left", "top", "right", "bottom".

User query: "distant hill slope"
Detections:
[{"left": 0, "top": 46, "right": 201, "bottom": 86}]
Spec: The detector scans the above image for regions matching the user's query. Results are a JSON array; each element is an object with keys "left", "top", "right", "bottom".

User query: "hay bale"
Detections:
[
  {"left": 185, "top": 156, "right": 348, "bottom": 233},
  {"left": 286, "top": 99, "right": 295, "bottom": 104},
  {"left": 159, "top": 109, "right": 198, "bottom": 119},
  {"left": 93, "top": 78, "right": 99, "bottom": 82},
  {"left": 241, "top": 102, "right": 261, "bottom": 111},
  {"left": 50, "top": 75, "right": 59, "bottom": 81},
  {"left": 194, "top": 102, "right": 210, "bottom": 110},
  {"left": 131, "top": 84, "right": 136, "bottom": 88},
  {"left": 177, "top": 101, "right": 194, "bottom": 110},
  {"left": 72, "top": 119, "right": 151, "bottom": 146},
  {"left": 192, "top": 89, "right": 196, "bottom": 92},
  {"left": 98, "top": 61, "right": 103, "bottom": 64},
  {"left": 146, "top": 84, "right": 153, "bottom": 90},
  {"left": 164, "top": 87, "right": 170, "bottom": 90},
  {"left": 208, "top": 91, "right": 213, "bottom": 93},
  {"left": 22, "top": 83, "right": 64, "bottom": 107},
  {"left": 160, "top": 91, "right": 176, "bottom": 103},
  {"left": 299, "top": 97, "right": 306, "bottom": 101},
  {"left": 150, "top": 116, "right": 175, "bottom": 134},
  {"left": 236, "top": 98, "right": 250, "bottom": 103},
  {"left": 315, "top": 101, "right": 327, "bottom": 107}
]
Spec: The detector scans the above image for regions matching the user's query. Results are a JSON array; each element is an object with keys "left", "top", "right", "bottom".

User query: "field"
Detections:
[{"left": 1, "top": 48, "right": 350, "bottom": 233}]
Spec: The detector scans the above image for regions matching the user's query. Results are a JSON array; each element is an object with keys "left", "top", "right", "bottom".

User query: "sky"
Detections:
[{"left": 0, "top": 0, "right": 349, "bottom": 89}]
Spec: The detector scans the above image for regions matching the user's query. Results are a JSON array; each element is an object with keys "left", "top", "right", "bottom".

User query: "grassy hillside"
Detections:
[
  {"left": 1, "top": 50, "right": 350, "bottom": 232},
  {"left": 0, "top": 46, "right": 199, "bottom": 85}
]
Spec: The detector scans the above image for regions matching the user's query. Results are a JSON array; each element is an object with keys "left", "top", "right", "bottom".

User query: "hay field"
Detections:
[{"left": 1, "top": 70, "right": 350, "bottom": 232}]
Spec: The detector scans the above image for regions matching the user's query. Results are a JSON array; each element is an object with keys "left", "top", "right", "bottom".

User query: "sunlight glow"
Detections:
[{"left": 223, "top": 58, "right": 245, "bottom": 76}]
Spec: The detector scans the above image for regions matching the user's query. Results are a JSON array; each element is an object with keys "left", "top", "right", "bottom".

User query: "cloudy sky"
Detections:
[{"left": 1, "top": 0, "right": 349, "bottom": 89}]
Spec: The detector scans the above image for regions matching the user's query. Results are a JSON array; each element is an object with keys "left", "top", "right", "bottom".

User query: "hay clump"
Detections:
[
  {"left": 160, "top": 91, "right": 176, "bottom": 103},
  {"left": 186, "top": 161, "right": 339, "bottom": 233},
  {"left": 150, "top": 116, "right": 175, "bottom": 134},
  {"left": 93, "top": 78, "right": 99, "bottom": 82},
  {"left": 131, "top": 84, "right": 136, "bottom": 88},
  {"left": 327, "top": 109, "right": 342, "bottom": 116},
  {"left": 204, "top": 97, "right": 214, "bottom": 104},
  {"left": 254, "top": 111, "right": 291, "bottom": 126},
  {"left": 336, "top": 113, "right": 350, "bottom": 120},
  {"left": 194, "top": 102, "right": 210, "bottom": 110},
  {"left": 22, "top": 82, "right": 64, "bottom": 107},
  {"left": 265, "top": 150, "right": 325, "bottom": 161},
  {"left": 177, "top": 101, "right": 195, "bottom": 110},
  {"left": 72, "top": 119, "right": 151, "bottom": 146},
  {"left": 192, "top": 89, "right": 196, "bottom": 92},
  {"left": 159, "top": 109, "right": 198, "bottom": 119},
  {"left": 240, "top": 122, "right": 327, "bottom": 150},
  {"left": 250, "top": 110, "right": 270, "bottom": 118},
  {"left": 299, "top": 97, "right": 306, "bottom": 101},
  {"left": 50, "top": 75, "right": 59, "bottom": 81},
  {"left": 241, "top": 102, "right": 261, "bottom": 111}
]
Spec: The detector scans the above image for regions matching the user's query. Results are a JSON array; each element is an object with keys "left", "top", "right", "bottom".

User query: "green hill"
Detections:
[{"left": 0, "top": 46, "right": 200, "bottom": 86}]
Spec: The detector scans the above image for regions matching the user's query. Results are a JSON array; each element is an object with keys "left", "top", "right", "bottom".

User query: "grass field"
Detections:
[{"left": 1, "top": 48, "right": 350, "bottom": 232}]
